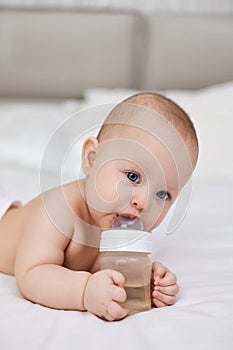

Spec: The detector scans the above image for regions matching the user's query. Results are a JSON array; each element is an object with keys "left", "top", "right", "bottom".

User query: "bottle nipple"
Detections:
[{"left": 112, "top": 216, "right": 143, "bottom": 230}]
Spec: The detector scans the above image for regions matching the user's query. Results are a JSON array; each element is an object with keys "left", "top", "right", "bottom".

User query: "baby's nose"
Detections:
[{"left": 130, "top": 187, "right": 148, "bottom": 211}]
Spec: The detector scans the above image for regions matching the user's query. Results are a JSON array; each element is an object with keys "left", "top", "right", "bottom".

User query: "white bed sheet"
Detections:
[{"left": 0, "top": 83, "right": 233, "bottom": 349}]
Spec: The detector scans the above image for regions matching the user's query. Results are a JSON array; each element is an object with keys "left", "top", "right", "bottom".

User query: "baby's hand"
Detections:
[
  {"left": 151, "top": 262, "right": 179, "bottom": 308},
  {"left": 84, "top": 270, "right": 129, "bottom": 321}
]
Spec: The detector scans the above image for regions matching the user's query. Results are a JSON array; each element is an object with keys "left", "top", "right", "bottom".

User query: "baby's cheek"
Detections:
[
  {"left": 95, "top": 174, "right": 132, "bottom": 211},
  {"left": 143, "top": 202, "right": 169, "bottom": 232},
  {"left": 86, "top": 163, "right": 132, "bottom": 213},
  {"left": 95, "top": 175, "right": 119, "bottom": 202}
]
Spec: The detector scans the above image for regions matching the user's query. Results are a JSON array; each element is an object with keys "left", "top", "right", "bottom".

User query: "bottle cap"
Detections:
[{"left": 100, "top": 217, "right": 152, "bottom": 253}]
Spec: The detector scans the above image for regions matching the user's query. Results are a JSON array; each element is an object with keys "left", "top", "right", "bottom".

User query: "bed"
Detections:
[{"left": 0, "top": 5, "right": 233, "bottom": 350}]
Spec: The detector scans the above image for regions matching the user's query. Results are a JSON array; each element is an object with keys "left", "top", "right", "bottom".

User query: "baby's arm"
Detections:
[
  {"left": 151, "top": 262, "right": 179, "bottom": 307},
  {"left": 15, "top": 198, "right": 127, "bottom": 320},
  {"left": 15, "top": 197, "right": 90, "bottom": 310}
]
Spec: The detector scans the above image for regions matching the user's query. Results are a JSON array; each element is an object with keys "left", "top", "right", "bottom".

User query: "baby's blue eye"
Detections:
[
  {"left": 126, "top": 172, "right": 140, "bottom": 183},
  {"left": 156, "top": 190, "right": 169, "bottom": 200}
]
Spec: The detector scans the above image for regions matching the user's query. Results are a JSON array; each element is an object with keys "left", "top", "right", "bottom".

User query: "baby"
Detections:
[{"left": 0, "top": 93, "right": 198, "bottom": 321}]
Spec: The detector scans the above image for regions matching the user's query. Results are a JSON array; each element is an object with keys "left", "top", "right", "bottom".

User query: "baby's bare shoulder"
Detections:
[
  {"left": 31, "top": 181, "right": 79, "bottom": 210},
  {"left": 40, "top": 181, "right": 82, "bottom": 230}
]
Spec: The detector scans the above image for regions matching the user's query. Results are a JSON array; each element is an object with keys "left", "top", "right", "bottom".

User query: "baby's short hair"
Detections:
[{"left": 97, "top": 92, "right": 199, "bottom": 165}]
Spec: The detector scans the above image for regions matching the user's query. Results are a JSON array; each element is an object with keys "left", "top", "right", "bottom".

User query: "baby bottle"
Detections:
[{"left": 99, "top": 216, "right": 152, "bottom": 315}]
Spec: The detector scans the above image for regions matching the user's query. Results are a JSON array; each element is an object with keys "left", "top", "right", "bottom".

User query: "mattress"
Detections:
[{"left": 0, "top": 82, "right": 233, "bottom": 349}]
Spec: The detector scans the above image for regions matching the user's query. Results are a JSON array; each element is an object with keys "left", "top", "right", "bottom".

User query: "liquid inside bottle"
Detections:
[{"left": 123, "top": 283, "right": 151, "bottom": 314}]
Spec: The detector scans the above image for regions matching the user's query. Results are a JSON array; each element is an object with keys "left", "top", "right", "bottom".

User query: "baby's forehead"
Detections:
[
  {"left": 105, "top": 102, "right": 185, "bottom": 142},
  {"left": 103, "top": 102, "right": 196, "bottom": 164},
  {"left": 102, "top": 97, "right": 195, "bottom": 146},
  {"left": 104, "top": 109, "right": 178, "bottom": 147},
  {"left": 101, "top": 130, "right": 189, "bottom": 181}
]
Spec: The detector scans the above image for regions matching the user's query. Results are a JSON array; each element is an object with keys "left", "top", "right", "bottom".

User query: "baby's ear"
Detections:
[{"left": 82, "top": 137, "right": 99, "bottom": 175}]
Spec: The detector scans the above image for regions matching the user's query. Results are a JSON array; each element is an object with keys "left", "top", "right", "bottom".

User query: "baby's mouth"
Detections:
[
  {"left": 117, "top": 213, "right": 138, "bottom": 219},
  {"left": 112, "top": 215, "right": 143, "bottom": 230}
]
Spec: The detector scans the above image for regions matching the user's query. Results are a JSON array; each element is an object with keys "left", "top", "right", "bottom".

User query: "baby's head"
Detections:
[
  {"left": 97, "top": 93, "right": 198, "bottom": 167},
  {"left": 82, "top": 93, "right": 198, "bottom": 231}
]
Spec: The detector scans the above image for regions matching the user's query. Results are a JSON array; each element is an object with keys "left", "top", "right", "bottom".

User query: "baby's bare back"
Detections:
[{"left": 0, "top": 203, "right": 29, "bottom": 275}]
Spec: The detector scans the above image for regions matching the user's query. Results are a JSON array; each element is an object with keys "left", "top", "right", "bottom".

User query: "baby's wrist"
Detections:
[{"left": 82, "top": 272, "right": 92, "bottom": 311}]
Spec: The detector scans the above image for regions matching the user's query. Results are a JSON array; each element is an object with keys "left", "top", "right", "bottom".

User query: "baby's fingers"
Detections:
[
  {"left": 105, "top": 300, "right": 129, "bottom": 321},
  {"left": 152, "top": 289, "right": 177, "bottom": 307},
  {"left": 111, "top": 284, "right": 127, "bottom": 303},
  {"left": 154, "top": 271, "right": 177, "bottom": 287},
  {"left": 153, "top": 284, "right": 179, "bottom": 297},
  {"left": 152, "top": 299, "right": 167, "bottom": 308},
  {"left": 103, "top": 285, "right": 128, "bottom": 321}
]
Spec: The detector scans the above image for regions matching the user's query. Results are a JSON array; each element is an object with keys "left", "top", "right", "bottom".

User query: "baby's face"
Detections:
[{"left": 83, "top": 120, "right": 195, "bottom": 232}]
